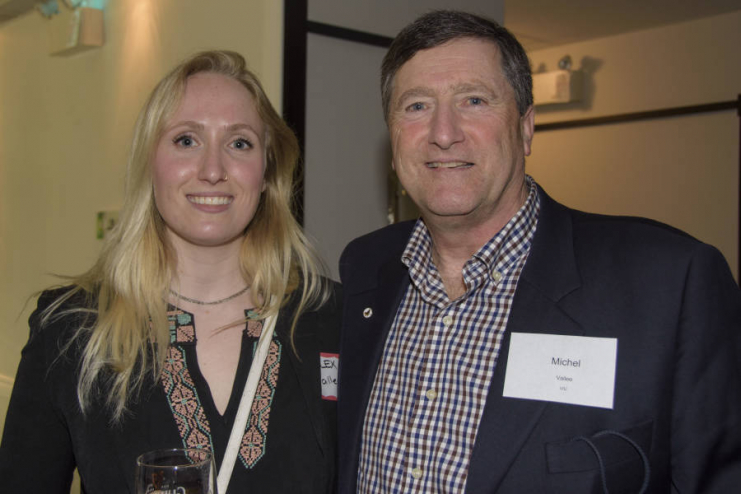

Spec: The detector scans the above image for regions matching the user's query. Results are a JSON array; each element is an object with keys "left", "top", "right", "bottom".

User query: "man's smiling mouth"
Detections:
[{"left": 426, "top": 161, "right": 473, "bottom": 169}]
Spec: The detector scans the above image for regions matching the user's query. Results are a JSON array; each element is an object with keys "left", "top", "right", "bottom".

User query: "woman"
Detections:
[{"left": 0, "top": 51, "right": 340, "bottom": 493}]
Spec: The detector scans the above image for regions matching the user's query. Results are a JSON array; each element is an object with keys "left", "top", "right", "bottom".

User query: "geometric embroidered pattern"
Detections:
[
  {"left": 160, "top": 308, "right": 281, "bottom": 470},
  {"left": 160, "top": 309, "right": 214, "bottom": 453},
  {"left": 239, "top": 316, "right": 281, "bottom": 468}
]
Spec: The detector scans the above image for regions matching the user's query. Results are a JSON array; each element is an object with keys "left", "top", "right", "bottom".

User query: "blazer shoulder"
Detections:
[
  {"left": 339, "top": 221, "right": 415, "bottom": 283},
  {"left": 539, "top": 186, "right": 701, "bottom": 254},
  {"left": 569, "top": 208, "right": 707, "bottom": 257},
  {"left": 559, "top": 205, "right": 736, "bottom": 290},
  {"left": 532, "top": 189, "right": 734, "bottom": 297}
]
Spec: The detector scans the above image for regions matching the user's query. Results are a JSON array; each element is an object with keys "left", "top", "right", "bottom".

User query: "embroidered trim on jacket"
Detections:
[
  {"left": 160, "top": 308, "right": 281, "bottom": 469},
  {"left": 160, "top": 310, "right": 214, "bottom": 452}
]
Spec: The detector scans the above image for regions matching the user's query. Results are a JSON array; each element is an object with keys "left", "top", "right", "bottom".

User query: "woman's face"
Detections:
[{"left": 152, "top": 72, "right": 266, "bottom": 251}]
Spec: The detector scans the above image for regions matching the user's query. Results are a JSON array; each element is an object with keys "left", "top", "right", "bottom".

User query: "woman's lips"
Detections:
[{"left": 187, "top": 195, "right": 233, "bottom": 205}]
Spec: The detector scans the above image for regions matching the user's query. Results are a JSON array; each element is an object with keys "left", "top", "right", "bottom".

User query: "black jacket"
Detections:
[{"left": 0, "top": 283, "right": 341, "bottom": 493}]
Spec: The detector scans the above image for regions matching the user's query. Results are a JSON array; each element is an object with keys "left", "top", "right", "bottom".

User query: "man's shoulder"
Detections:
[
  {"left": 538, "top": 189, "right": 703, "bottom": 255},
  {"left": 339, "top": 220, "right": 416, "bottom": 283},
  {"left": 569, "top": 208, "right": 703, "bottom": 254},
  {"left": 552, "top": 202, "right": 729, "bottom": 279}
]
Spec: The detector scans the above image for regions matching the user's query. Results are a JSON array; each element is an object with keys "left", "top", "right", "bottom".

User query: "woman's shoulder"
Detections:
[
  {"left": 310, "top": 277, "right": 342, "bottom": 325},
  {"left": 286, "top": 276, "right": 342, "bottom": 313},
  {"left": 30, "top": 284, "right": 95, "bottom": 340},
  {"left": 321, "top": 276, "right": 342, "bottom": 308},
  {"left": 279, "top": 277, "right": 341, "bottom": 346}
]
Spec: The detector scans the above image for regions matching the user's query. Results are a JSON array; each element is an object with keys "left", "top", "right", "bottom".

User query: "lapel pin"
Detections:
[{"left": 363, "top": 307, "right": 373, "bottom": 318}]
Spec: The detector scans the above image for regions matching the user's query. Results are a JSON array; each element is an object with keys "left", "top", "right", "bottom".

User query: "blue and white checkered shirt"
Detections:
[{"left": 358, "top": 177, "right": 540, "bottom": 493}]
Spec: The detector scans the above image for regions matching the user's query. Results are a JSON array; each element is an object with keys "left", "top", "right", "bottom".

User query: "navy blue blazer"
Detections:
[{"left": 338, "top": 186, "right": 741, "bottom": 493}]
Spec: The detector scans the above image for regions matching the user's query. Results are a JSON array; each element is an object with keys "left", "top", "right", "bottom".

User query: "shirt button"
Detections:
[
  {"left": 442, "top": 315, "right": 453, "bottom": 327},
  {"left": 410, "top": 467, "right": 423, "bottom": 480},
  {"left": 425, "top": 389, "right": 437, "bottom": 400},
  {"left": 492, "top": 270, "right": 503, "bottom": 283},
  {"left": 363, "top": 307, "right": 373, "bottom": 318}
]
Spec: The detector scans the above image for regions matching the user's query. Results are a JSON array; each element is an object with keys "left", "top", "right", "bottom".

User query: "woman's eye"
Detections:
[
  {"left": 173, "top": 135, "right": 195, "bottom": 147},
  {"left": 232, "top": 138, "right": 253, "bottom": 150}
]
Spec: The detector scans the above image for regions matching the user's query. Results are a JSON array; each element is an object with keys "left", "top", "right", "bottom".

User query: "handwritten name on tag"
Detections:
[
  {"left": 502, "top": 333, "right": 617, "bottom": 409},
  {"left": 320, "top": 353, "right": 339, "bottom": 401}
]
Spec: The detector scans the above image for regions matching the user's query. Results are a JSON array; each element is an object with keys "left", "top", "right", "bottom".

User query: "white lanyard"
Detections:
[{"left": 216, "top": 313, "right": 277, "bottom": 494}]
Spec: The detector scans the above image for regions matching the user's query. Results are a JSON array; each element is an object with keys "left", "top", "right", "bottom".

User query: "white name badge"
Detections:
[
  {"left": 502, "top": 333, "right": 617, "bottom": 409},
  {"left": 320, "top": 352, "right": 339, "bottom": 401}
]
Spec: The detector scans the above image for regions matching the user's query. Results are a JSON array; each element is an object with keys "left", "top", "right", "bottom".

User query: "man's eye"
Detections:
[
  {"left": 407, "top": 102, "right": 425, "bottom": 112},
  {"left": 469, "top": 97, "right": 483, "bottom": 105}
]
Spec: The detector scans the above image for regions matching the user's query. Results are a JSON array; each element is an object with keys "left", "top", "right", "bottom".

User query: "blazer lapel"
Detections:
[
  {"left": 466, "top": 188, "right": 585, "bottom": 493},
  {"left": 339, "top": 253, "right": 410, "bottom": 487}
]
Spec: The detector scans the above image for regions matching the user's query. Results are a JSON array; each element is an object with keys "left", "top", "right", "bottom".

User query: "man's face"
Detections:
[{"left": 388, "top": 37, "right": 534, "bottom": 231}]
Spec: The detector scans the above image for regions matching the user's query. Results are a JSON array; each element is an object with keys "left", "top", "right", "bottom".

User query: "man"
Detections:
[{"left": 338, "top": 10, "right": 741, "bottom": 494}]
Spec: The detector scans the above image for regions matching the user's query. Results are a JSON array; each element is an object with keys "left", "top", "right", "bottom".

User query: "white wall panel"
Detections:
[{"left": 304, "top": 34, "right": 389, "bottom": 279}]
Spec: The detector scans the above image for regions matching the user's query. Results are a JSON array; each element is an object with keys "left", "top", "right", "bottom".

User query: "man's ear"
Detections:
[
  {"left": 390, "top": 125, "right": 402, "bottom": 171},
  {"left": 520, "top": 105, "right": 535, "bottom": 157}
]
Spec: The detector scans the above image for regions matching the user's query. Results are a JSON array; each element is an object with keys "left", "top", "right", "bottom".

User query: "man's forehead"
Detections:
[
  {"left": 401, "top": 37, "right": 501, "bottom": 70},
  {"left": 392, "top": 38, "right": 506, "bottom": 97}
]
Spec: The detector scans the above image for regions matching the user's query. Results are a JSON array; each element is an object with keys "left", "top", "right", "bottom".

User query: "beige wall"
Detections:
[
  {"left": 0, "top": 0, "right": 283, "bottom": 422},
  {"left": 525, "top": 11, "right": 741, "bottom": 277}
]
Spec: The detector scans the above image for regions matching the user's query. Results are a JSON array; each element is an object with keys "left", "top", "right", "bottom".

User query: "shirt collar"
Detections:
[
  {"left": 402, "top": 176, "right": 540, "bottom": 292},
  {"left": 470, "top": 176, "right": 539, "bottom": 272}
]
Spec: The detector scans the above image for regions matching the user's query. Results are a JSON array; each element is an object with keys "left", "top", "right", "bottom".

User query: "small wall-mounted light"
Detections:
[
  {"left": 533, "top": 55, "right": 582, "bottom": 106},
  {"left": 35, "top": 0, "right": 105, "bottom": 56},
  {"left": 558, "top": 55, "right": 572, "bottom": 71},
  {"left": 48, "top": 3, "right": 105, "bottom": 56}
]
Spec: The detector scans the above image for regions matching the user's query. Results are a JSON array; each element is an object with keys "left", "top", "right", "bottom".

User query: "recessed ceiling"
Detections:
[{"left": 505, "top": 0, "right": 741, "bottom": 52}]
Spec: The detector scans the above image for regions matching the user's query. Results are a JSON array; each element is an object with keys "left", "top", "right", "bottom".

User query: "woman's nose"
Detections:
[{"left": 197, "top": 145, "right": 227, "bottom": 184}]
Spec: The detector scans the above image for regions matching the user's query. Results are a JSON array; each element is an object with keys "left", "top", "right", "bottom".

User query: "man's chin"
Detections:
[{"left": 421, "top": 206, "right": 477, "bottom": 224}]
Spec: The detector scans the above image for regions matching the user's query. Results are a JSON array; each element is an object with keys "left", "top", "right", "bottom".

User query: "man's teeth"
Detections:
[
  {"left": 188, "top": 196, "right": 232, "bottom": 205},
  {"left": 426, "top": 161, "right": 472, "bottom": 169}
]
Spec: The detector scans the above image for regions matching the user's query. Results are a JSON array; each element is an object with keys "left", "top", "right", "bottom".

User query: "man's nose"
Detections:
[
  {"left": 197, "top": 145, "right": 227, "bottom": 184},
  {"left": 429, "top": 104, "right": 464, "bottom": 149}
]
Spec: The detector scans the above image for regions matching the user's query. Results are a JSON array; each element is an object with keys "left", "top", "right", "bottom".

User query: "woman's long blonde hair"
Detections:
[{"left": 47, "top": 50, "right": 328, "bottom": 422}]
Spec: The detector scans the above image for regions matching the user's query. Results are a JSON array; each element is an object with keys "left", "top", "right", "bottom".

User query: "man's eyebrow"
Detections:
[
  {"left": 394, "top": 87, "right": 435, "bottom": 105},
  {"left": 394, "top": 82, "right": 497, "bottom": 108},
  {"left": 451, "top": 82, "right": 497, "bottom": 96}
]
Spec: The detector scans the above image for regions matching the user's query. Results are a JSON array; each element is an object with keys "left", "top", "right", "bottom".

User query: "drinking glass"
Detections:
[{"left": 135, "top": 448, "right": 217, "bottom": 494}]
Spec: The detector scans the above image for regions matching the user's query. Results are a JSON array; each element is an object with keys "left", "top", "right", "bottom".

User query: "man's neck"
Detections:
[
  {"left": 424, "top": 184, "right": 529, "bottom": 300},
  {"left": 428, "top": 222, "right": 499, "bottom": 301}
]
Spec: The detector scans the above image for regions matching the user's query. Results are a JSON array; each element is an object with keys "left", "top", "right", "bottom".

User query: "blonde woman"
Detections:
[{"left": 0, "top": 51, "right": 340, "bottom": 493}]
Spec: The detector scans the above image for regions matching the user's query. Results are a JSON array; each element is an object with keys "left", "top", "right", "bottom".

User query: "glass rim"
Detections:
[{"left": 136, "top": 448, "right": 213, "bottom": 468}]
